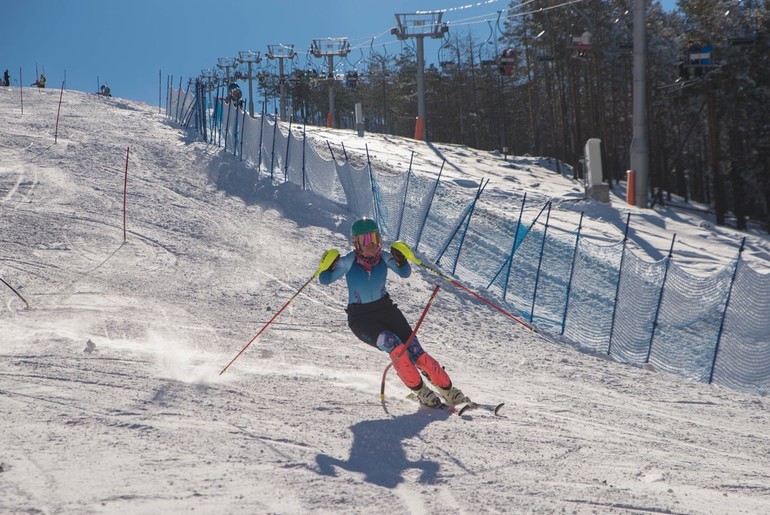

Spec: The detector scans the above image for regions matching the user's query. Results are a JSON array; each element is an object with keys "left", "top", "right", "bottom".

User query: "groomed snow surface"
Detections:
[{"left": 2, "top": 88, "right": 769, "bottom": 514}]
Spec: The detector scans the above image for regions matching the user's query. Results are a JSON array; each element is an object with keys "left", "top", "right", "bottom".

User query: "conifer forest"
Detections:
[{"left": 252, "top": 1, "right": 768, "bottom": 231}]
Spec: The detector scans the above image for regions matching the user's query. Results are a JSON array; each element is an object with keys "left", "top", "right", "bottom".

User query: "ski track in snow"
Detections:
[{"left": 1, "top": 88, "right": 769, "bottom": 514}]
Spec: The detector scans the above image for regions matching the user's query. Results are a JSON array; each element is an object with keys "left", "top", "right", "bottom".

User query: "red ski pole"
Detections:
[
  {"left": 219, "top": 267, "right": 321, "bottom": 375},
  {"left": 0, "top": 276, "right": 30, "bottom": 309},
  {"left": 391, "top": 241, "right": 535, "bottom": 332},
  {"left": 380, "top": 284, "right": 441, "bottom": 399},
  {"left": 435, "top": 270, "right": 534, "bottom": 332}
]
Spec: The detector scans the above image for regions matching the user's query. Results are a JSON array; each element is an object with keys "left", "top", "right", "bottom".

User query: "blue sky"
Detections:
[{"left": 3, "top": 0, "right": 676, "bottom": 106}]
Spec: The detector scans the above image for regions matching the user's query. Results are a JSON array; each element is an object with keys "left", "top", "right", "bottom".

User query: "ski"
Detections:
[
  {"left": 457, "top": 402, "right": 505, "bottom": 416},
  {"left": 405, "top": 393, "right": 504, "bottom": 416},
  {"left": 405, "top": 392, "right": 451, "bottom": 412}
]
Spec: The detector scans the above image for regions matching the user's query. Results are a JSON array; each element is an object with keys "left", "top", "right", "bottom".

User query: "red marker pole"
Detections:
[
  {"left": 219, "top": 266, "right": 324, "bottom": 375},
  {"left": 54, "top": 81, "right": 65, "bottom": 143},
  {"left": 123, "top": 147, "right": 129, "bottom": 242}
]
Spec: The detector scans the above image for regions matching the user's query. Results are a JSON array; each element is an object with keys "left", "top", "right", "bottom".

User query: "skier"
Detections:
[
  {"left": 317, "top": 218, "right": 471, "bottom": 408},
  {"left": 2, "top": 69, "right": 9, "bottom": 87},
  {"left": 226, "top": 83, "right": 242, "bottom": 107},
  {"left": 35, "top": 74, "right": 46, "bottom": 88}
]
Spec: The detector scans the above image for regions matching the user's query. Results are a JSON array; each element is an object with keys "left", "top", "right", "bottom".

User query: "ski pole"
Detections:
[
  {"left": 0, "top": 276, "right": 30, "bottom": 309},
  {"left": 219, "top": 266, "right": 323, "bottom": 375},
  {"left": 392, "top": 241, "right": 535, "bottom": 332},
  {"left": 380, "top": 284, "right": 441, "bottom": 400}
]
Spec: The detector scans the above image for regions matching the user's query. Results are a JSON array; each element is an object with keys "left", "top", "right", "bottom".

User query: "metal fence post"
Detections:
[
  {"left": 487, "top": 193, "right": 527, "bottom": 297},
  {"left": 646, "top": 234, "right": 676, "bottom": 363},
  {"left": 284, "top": 117, "right": 293, "bottom": 181},
  {"left": 436, "top": 179, "right": 488, "bottom": 274},
  {"left": 270, "top": 112, "right": 278, "bottom": 180},
  {"left": 256, "top": 109, "right": 265, "bottom": 178},
  {"left": 239, "top": 108, "right": 246, "bottom": 161},
  {"left": 529, "top": 202, "right": 552, "bottom": 323},
  {"left": 560, "top": 212, "right": 584, "bottom": 335},
  {"left": 302, "top": 121, "right": 307, "bottom": 190},
  {"left": 366, "top": 144, "right": 380, "bottom": 224},
  {"left": 414, "top": 160, "right": 444, "bottom": 251},
  {"left": 607, "top": 213, "right": 631, "bottom": 355},
  {"left": 709, "top": 237, "right": 745, "bottom": 384},
  {"left": 395, "top": 152, "right": 415, "bottom": 241}
]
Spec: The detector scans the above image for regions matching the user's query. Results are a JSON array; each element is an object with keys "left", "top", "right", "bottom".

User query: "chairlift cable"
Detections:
[
  {"left": 417, "top": 0, "right": 502, "bottom": 15},
  {"left": 452, "top": 0, "right": 586, "bottom": 25}
]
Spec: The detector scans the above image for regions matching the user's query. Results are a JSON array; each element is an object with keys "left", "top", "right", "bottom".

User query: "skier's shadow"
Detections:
[{"left": 315, "top": 410, "right": 449, "bottom": 488}]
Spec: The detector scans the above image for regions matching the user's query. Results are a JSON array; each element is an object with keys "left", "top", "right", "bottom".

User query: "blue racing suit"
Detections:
[
  {"left": 318, "top": 251, "right": 424, "bottom": 358},
  {"left": 318, "top": 249, "right": 452, "bottom": 390}
]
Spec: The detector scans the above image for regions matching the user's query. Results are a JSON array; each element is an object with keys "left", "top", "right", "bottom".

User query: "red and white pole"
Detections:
[{"left": 123, "top": 147, "right": 129, "bottom": 242}]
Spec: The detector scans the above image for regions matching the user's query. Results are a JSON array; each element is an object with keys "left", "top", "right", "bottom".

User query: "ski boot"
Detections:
[
  {"left": 434, "top": 384, "right": 471, "bottom": 406},
  {"left": 414, "top": 383, "right": 444, "bottom": 408}
]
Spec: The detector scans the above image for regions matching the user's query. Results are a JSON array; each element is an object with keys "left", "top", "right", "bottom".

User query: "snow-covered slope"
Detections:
[{"left": 2, "top": 88, "right": 769, "bottom": 514}]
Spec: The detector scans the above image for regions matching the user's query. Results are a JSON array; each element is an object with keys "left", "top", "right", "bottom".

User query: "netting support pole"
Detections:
[
  {"left": 488, "top": 192, "right": 527, "bottom": 299},
  {"left": 224, "top": 99, "right": 232, "bottom": 153},
  {"left": 646, "top": 234, "right": 676, "bottom": 363},
  {"left": 239, "top": 108, "right": 247, "bottom": 161},
  {"left": 270, "top": 112, "right": 278, "bottom": 180},
  {"left": 175, "top": 76, "right": 183, "bottom": 122},
  {"left": 435, "top": 179, "right": 488, "bottom": 274},
  {"left": 284, "top": 116, "right": 293, "bottom": 181},
  {"left": 395, "top": 170, "right": 411, "bottom": 241},
  {"left": 709, "top": 237, "right": 745, "bottom": 384},
  {"left": 301, "top": 121, "right": 307, "bottom": 190},
  {"left": 256, "top": 110, "right": 265, "bottom": 178},
  {"left": 607, "top": 213, "right": 631, "bottom": 355},
  {"left": 560, "top": 212, "right": 584, "bottom": 335},
  {"left": 413, "top": 160, "right": 443, "bottom": 252},
  {"left": 529, "top": 202, "right": 552, "bottom": 323},
  {"left": 366, "top": 144, "right": 380, "bottom": 224}
]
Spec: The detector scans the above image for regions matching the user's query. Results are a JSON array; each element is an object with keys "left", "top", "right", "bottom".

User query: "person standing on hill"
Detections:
[
  {"left": 317, "top": 218, "right": 471, "bottom": 408},
  {"left": 2, "top": 69, "right": 9, "bottom": 87}
]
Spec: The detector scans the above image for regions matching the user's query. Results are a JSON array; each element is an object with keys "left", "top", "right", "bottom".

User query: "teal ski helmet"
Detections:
[
  {"left": 351, "top": 218, "right": 379, "bottom": 238},
  {"left": 351, "top": 218, "right": 381, "bottom": 256}
]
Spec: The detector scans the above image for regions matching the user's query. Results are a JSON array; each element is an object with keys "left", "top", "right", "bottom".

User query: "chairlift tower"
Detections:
[
  {"left": 266, "top": 44, "right": 296, "bottom": 121},
  {"left": 200, "top": 69, "right": 217, "bottom": 108},
  {"left": 237, "top": 51, "right": 262, "bottom": 117},
  {"left": 629, "top": 0, "right": 649, "bottom": 208},
  {"left": 216, "top": 57, "right": 237, "bottom": 81},
  {"left": 310, "top": 37, "right": 350, "bottom": 128},
  {"left": 391, "top": 12, "right": 448, "bottom": 140}
]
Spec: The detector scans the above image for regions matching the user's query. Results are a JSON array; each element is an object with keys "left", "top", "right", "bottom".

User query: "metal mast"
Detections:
[
  {"left": 237, "top": 51, "right": 262, "bottom": 117},
  {"left": 391, "top": 12, "right": 448, "bottom": 140},
  {"left": 629, "top": 0, "right": 649, "bottom": 207},
  {"left": 216, "top": 57, "right": 237, "bottom": 82},
  {"left": 310, "top": 38, "right": 350, "bottom": 128},
  {"left": 266, "top": 44, "right": 296, "bottom": 121}
]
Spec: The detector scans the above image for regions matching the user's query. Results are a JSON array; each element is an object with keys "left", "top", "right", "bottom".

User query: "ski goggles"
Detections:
[{"left": 354, "top": 231, "right": 381, "bottom": 247}]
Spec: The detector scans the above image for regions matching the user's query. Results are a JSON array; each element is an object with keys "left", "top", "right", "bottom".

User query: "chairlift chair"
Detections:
[
  {"left": 680, "top": 40, "right": 719, "bottom": 79},
  {"left": 573, "top": 31, "right": 592, "bottom": 58},
  {"left": 438, "top": 41, "right": 457, "bottom": 71},
  {"left": 498, "top": 48, "right": 516, "bottom": 76},
  {"left": 345, "top": 70, "right": 359, "bottom": 88},
  {"left": 288, "top": 70, "right": 303, "bottom": 87}
]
